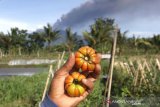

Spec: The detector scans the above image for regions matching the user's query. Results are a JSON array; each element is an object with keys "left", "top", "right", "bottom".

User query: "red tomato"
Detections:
[
  {"left": 75, "top": 46, "right": 100, "bottom": 71},
  {"left": 65, "top": 72, "right": 86, "bottom": 97}
]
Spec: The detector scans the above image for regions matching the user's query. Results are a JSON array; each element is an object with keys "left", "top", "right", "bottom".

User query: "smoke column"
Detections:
[{"left": 53, "top": 0, "right": 160, "bottom": 30}]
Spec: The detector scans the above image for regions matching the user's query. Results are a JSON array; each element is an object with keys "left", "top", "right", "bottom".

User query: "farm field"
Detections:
[
  {"left": 0, "top": 54, "right": 160, "bottom": 107},
  {"left": 0, "top": 11, "right": 160, "bottom": 107}
]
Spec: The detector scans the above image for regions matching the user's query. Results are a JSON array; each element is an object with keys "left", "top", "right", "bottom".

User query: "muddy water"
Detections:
[{"left": 0, "top": 68, "right": 47, "bottom": 76}]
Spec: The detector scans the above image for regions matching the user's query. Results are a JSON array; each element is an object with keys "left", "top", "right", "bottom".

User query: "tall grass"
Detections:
[
  {"left": 0, "top": 72, "right": 48, "bottom": 107},
  {"left": 0, "top": 60, "right": 106, "bottom": 107},
  {"left": 0, "top": 57, "right": 159, "bottom": 107}
]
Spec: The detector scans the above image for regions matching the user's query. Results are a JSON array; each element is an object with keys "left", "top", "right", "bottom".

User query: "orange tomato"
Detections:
[
  {"left": 65, "top": 72, "right": 86, "bottom": 97},
  {"left": 75, "top": 46, "right": 99, "bottom": 71}
]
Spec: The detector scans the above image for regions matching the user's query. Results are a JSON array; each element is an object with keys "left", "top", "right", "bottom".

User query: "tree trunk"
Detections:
[
  {"left": 37, "top": 50, "right": 40, "bottom": 57},
  {"left": 18, "top": 47, "right": 22, "bottom": 56},
  {"left": 0, "top": 49, "right": 2, "bottom": 58},
  {"left": 65, "top": 44, "right": 71, "bottom": 53},
  {"left": 48, "top": 41, "right": 51, "bottom": 51}
]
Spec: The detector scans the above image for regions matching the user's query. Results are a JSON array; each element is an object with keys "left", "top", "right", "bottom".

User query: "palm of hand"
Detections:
[{"left": 49, "top": 53, "right": 101, "bottom": 107}]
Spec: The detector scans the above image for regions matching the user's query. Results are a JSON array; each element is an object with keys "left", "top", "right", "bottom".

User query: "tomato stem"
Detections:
[
  {"left": 84, "top": 54, "right": 90, "bottom": 61},
  {"left": 84, "top": 56, "right": 88, "bottom": 61},
  {"left": 73, "top": 79, "right": 79, "bottom": 84}
]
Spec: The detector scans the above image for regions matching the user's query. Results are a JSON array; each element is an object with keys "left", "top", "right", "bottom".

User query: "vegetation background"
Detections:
[{"left": 0, "top": 18, "right": 160, "bottom": 107}]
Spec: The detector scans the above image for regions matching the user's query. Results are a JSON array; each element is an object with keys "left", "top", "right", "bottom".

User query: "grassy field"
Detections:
[
  {"left": 0, "top": 71, "right": 104, "bottom": 107},
  {"left": 0, "top": 72, "right": 48, "bottom": 107},
  {"left": 0, "top": 55, "right": 160, "bottom": 107}
]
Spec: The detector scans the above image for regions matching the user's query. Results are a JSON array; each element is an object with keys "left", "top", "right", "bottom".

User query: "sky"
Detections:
[
  {"left": 0, "top": 0, "right": 86, "bottom": 33},
  {"left": 0, "top": 0, "right": 160, "bottom": 37}
]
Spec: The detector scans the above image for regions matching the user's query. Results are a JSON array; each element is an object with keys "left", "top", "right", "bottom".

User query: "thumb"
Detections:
[{"left": 58, "top": 53, "right": 75, "bottom": 74}]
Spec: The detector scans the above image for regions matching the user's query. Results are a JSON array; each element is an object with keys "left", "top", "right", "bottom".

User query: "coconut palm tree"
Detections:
[
  {"left": 28, "top": 32, "right": 45, "bottom": 57},
  {"left": 152, "top": 34, "right": 160, "bottom": 49},
  {"left": 139, "top": 39, "right": 153, "bottom": 52},
  {"left": 0, "top": 33, "right": 12, "bottom": 54},
  {"left": 117, "top": 30, "right": 128, "bottom": 55},
  {"left": 43, "top": 23, "right": 60, "bottom": 50},
  {"left": 82, "top": 31, "right": 96, "bottom": 47},
  {"left": 8, "top": 27, "right": 27, "bottom": 55},
  {"left": 84, "top": 18, "right": 115, "bottom": 53},
  {"left": 0, "top": 33, "right": 3, "bottom": 57},
  {"left": 65, "top": 27, "right": 78, "bottom": 52}
]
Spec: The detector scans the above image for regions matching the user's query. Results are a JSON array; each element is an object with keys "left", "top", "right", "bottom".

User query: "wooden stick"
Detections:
[
  {"left": 153, "top": 69, "right": 157, "bottom": 84},
  {"left": 41, "top": 51, "right": 65, "bottom": 103},
  {"left": 59, "top": 51, "right": 65, "bottom": 68},
  {"left": 143, "top": 59, "right": 152, "bottom": 75},
  {"left": 133, "top": 67, "right": 139, "bottom": 87},
  {"left": 155, "top": 58, "right": 160, "bottom": 70},
  {"left": 137, "top": 61, "right": 147, "bottom": 85},
  {"left": 119, "top": 62, "right": 125, "bottom": 70},
  {"left": 143, "top": 59, "right": 151, "bottom": 72},
  {"left": 103, "top": 26, "right": 118, "bottom": 107},
  {"left": 41, "top": 65, "right": 53, "bottom": 101},
  {"left": 124, "top": 62, "right": 131, "bottom": 75},
  {"left": 149, "top": 58, "right": 155, "bottom": 77},
  {"left": 129, "top": 60, "right": 136, "bottom": 76},
  {"left": 51, "top": 54, "right": 61, "bottom": 77},
  {"left": 152, "top": 58, "right": 160, "bottom": 83},
  {"left": 56, "top": 55, "right": 62, "bottom": 72}
]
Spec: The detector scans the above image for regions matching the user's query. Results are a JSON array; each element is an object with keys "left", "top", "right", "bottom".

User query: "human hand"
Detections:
[{"left": 48, "top": 53, "right": 101, "bottom": 107}]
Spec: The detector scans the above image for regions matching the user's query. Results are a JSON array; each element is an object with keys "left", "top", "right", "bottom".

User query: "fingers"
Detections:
[
  {"left": 71, "top": 79, "right": 93, "bottom": 104},
  {"left": 96, "top": 53, "right": 102, "bottom": 64},
  {"left": 82, "top": 79, "right": 94, "bottom": 93},
  {"left": 62, "top": 53, "right": 75, "bottom": 72},
  {"left": 74, "top": 91, "right": 89, "bottom": 103},
  {"left": 86, "top": 61, "right": 101, "bottom": 84},
  {"left": 92, "top": 53, "right": 101, "bottom": 77},
  {"left": 71, "top": 54, "right": 102, "bottom": 104},
  {"left": 54, "top": 53, "right": 75, "bottom": 76},
  {"left": 80, "top": 91, "right": 89, "bottom": 100},
  {"left": 75, "top": 77, "right": 97, "bottom": 103},
  {"left": 88, "top": 63, "right": 101, "bottom": 79},
  {"left": 88, "top": 53, "right": 101, "bottom": 77},
  {"left": 94, "top": 64, "right": 101, "bottom": 77}
]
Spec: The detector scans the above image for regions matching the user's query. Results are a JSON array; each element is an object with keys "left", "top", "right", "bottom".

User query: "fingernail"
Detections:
[
  {"left": 88, "top": 90, "right": 92, "bottom": 93},
  {"left": 71, "top": 53, "right": 74, "bottom": 56},
  {"left": 70, "top": 53, "right": 74, "bottom": 57},
  {"left": 82, "top": 79, "right": 87, "bottom": 83}
]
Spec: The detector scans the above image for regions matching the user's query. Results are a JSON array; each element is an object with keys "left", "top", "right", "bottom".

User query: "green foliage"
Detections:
[
  {"left": 0, "top": 71, "right": 105, "bottom": 107},
  {"left": 111, "top": 59, "right": 160, "bottom": 107},
  {"left": 0, "top": 72, "right": 48, "bottom": 107},
  {"left": 78, "top": 79, "right": 105, "bottom": 107},
  {"left": 83, "top": 18, "right": 114, "bottom": 53},
  {"left": 65, "top": 27, "right": 79, "bottom": 52},
  {"left": 111, "top": 67, "right": 133, "bottom": 97},
  {"left": 0, "top": 17, "right": 160, "bottom": 56},
  {"left": 0, "top": 57, "right": 160, "bottom": 107},
  {"left": 78, "top": 60, "right": 111, "bottom": 107},
  {"left": 43, "top": 23, "right": 60, "bottom": 49}
]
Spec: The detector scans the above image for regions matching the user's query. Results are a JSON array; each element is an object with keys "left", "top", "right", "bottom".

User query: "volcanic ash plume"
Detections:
[{"left": 53, "top": 0, "right": 160, "bottom": 30}]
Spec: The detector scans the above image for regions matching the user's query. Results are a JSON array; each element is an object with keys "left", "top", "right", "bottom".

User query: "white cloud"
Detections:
[
  {"left": 128, "top": 31, "right": 159, "bottom": 38},
  {"left": 0, "top": 18, "right": 44, "bottom": 34},
  {"left": 36, "top": 24, "right": 44, "bottom": 29}
]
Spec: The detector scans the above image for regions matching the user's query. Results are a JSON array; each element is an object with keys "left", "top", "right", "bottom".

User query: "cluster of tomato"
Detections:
[{"left": 64, "top": 46, "right": 100, "bottom": 97}]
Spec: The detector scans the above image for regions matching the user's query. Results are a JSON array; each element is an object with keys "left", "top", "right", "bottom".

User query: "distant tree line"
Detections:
[{"left": 0, "top": 18, "right": 160, "bottom": 57}]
